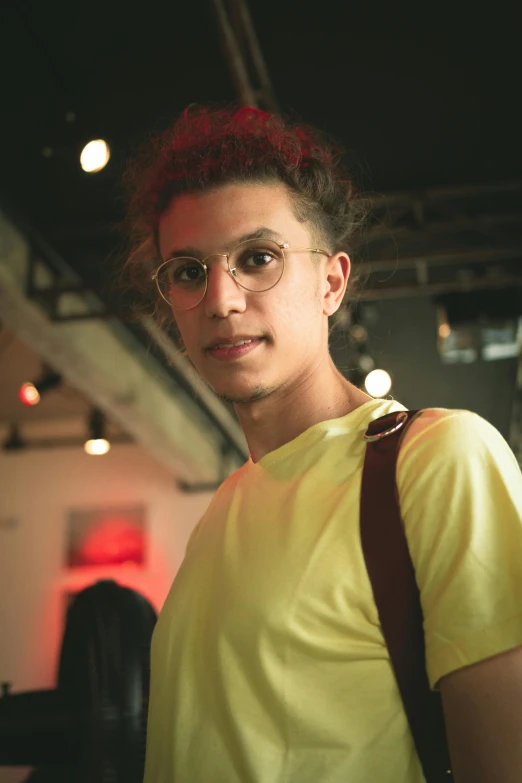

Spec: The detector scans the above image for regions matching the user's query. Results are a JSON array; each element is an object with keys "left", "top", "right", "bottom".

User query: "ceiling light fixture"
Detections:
[
  {"left": 84, "top": 408, "right": 111, "bottom": 456},
  {"left": 2, "top": 424, "right": 27, "bottom": 452},
  {"left": 80, "top": 139, "right": 110, "bottom": 173},
  {"left": 18, "top": 368, "right": 62, "bottom": 407}
]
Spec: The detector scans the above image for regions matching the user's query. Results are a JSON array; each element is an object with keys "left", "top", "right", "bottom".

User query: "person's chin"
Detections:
[{"left": 209, "top": 377, "right": 272, "bottom": 405}]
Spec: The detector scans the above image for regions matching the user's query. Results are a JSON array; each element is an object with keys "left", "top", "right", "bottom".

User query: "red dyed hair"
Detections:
[{"left": 121, "top": 103, "right": 369, "bottom": 323}]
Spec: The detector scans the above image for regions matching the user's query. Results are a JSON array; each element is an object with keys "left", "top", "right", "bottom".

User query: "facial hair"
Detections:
[{"left": 215, "top": 385, "right": 274, "bottom": 405}]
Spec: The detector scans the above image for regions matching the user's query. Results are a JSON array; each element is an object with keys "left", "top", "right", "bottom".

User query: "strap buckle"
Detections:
[{"left": 363, "top": 410, "right": 409, "bottom": 442}]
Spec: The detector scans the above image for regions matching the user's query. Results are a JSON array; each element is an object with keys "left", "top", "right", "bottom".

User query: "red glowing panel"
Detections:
[{"left": 67, "top": 507, "right": 146, "bottom": 568}]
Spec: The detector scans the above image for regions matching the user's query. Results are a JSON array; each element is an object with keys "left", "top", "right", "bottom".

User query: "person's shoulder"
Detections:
[
  {"left": 403, "top": 407, "right": 498, "bottom": 444},
  {"left": 204, "top": 459, "right": 251, "bottom": 506},
  {"left": 400, "top": 407, "right": 516, "bottom": 470},
  {"left": 184, "top": 462, "right": 250, "bottom": 553}
]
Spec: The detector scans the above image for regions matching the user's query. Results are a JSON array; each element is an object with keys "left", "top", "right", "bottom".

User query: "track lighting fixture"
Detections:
[
  {"left": 18, "top": 368, "right": 62, "bottom": 407},
  {"left": 2, "top": 424, "right": 27, "bottom": 451},
  {"left": 84, "top": 409, "right": 111, "bottom": 456}
]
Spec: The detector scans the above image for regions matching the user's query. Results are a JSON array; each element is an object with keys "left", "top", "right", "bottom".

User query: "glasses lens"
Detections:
[
  {"left": 157, "top": 258, "right": 207, "bottom": 309},
  {"left": 230, "top": 239, "right": 284, "bottom": 292}
]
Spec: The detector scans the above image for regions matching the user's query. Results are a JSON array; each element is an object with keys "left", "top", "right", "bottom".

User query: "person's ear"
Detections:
[{"left": 322, "top": 252, "right": 350, "bottom": 316}]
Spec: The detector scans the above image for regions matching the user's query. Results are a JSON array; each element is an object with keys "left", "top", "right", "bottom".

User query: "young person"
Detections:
[{"left": 123, "top": 105, "right": 522, "bottom": 783}]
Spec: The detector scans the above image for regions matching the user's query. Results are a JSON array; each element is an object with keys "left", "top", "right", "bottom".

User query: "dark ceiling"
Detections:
[{"left": 0, "top": 0, "right": 521, "bottom": 314}]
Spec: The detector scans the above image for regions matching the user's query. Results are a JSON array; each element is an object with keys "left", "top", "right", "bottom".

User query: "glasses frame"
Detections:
[{"left": 152, "top": 240, "right": 331, "bottom": 310}]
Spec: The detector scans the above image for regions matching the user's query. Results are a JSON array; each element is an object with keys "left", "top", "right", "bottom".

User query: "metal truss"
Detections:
[
  {"left": 26, "top": 250, "right": 114, "bottom": 322},
  {"left": 3, "top": 202, "right": 113, "bottom": 322},
  {"left": 209, "top": 0, "right": 278, "bottom": 112},
  {"left": 208, "top": 0, "right": 522, "bottom": 301},
  {"left": 2, "top": 204, "right": 248, "bottom": 471},
  {"left": 351, "top": 180, "right": 522, "bottom": 301}
]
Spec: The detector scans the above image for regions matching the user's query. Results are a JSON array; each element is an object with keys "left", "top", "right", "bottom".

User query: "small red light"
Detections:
[{"left": 19, "top": 382, "right": 41, "bottom": 406}]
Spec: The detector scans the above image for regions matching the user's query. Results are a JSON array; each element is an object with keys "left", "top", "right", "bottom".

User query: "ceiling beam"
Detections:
[
  {"left": 210, "top": 0, "right": 278, "bottom": 112},
  {"left": 0, "top": 209, "right": 246, "bottom": 484},
  {"left": 356, "top": 273, "right": 522, "bottom": 301},
  {"left": 361, "top": 245, "right": 522, "bottom": 273}
]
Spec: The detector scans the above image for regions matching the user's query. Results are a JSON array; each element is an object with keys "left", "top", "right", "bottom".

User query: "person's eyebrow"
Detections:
[{"left": 164, "top": 226, "right": 284, "bottom": 260}]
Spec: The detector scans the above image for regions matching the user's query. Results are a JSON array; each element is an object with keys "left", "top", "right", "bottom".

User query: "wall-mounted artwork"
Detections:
[{"left": 66, "top": 506, "right": 146, "bottom": 567}]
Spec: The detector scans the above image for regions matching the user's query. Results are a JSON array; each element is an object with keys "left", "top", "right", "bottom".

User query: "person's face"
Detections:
[{"left": 158, "top": 181, "right": 349, "bottom": 404}]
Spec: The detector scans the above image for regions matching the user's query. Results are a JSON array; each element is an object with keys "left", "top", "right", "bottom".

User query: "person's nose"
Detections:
[{"left": 204, "top": 256, "right": 247, "bottom": 318}]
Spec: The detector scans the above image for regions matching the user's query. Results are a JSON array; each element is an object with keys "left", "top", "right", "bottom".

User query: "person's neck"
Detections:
[{"left": 235, "top": 356, "right": 373, "bottom": 463}]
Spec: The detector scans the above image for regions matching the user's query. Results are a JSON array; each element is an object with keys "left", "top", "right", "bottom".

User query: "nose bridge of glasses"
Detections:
[
  {"left": 204, "top": 253, "right": 244, "bottom": 296},
  {"left": 202, "top": 252, "right": 239, "bottom": 281}
]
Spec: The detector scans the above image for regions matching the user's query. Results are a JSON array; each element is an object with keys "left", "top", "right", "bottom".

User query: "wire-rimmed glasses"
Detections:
[{"left": 152, "top": 238, "right": 331, "bottom": 310}]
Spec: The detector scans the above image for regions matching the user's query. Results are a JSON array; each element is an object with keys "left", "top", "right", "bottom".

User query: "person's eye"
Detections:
[
  {"left": 173, "top": 262, "right": 205, "bottom": 283},
  {"left": 240, "top": 249, "right": 277, "bottom": 269}
]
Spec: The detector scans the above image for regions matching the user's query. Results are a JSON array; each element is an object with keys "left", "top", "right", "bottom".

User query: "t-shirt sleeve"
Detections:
[
  {"left": 185, "top": 518, "right": 203, "bottom": 553},
  {"left": 396, "top": 409, "right": 522, "bottom": 690}
]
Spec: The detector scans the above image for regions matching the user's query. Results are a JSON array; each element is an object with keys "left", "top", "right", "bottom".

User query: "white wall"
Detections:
[{"left": 0, "top": 440, "right": 213, "bottom": 783}]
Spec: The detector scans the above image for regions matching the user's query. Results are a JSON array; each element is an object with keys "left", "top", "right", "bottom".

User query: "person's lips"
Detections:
[
  {"left": 205, "top": 335, "right": 266, "bottom": 362},
  {"left": 205, "top": 335, "right": 265, "bottom": 351}
]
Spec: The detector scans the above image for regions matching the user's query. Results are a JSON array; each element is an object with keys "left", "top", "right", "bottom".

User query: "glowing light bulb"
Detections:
[
  {"left": 80, "top": 139, "right": 110, "bottom": 173},
  {"left": 84, "top": 438, "right": 111, "bottom": 456},
  {"left": 19, "top": 382, "right": 41, "bottom": 406},
  {"left": 364, "top": 369, "right": 392, "bottom": 398}
]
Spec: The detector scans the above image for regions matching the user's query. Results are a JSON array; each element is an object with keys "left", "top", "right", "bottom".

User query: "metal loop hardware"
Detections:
[{"left": 363, "top": 410, "right": 409, "bottom": 442}]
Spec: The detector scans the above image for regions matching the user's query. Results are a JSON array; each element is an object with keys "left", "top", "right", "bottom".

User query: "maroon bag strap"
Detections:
[{"left": 360, "top": 409, "right": 453, "bottom": 782}]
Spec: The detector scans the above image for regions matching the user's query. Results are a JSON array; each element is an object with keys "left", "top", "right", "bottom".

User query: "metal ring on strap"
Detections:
[{"left": 363, "top": 410, "right": 409, "bottom": 442}]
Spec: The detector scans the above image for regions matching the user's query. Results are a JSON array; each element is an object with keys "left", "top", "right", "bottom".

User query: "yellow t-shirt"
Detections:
[{"left": 144, "top": 398, "right": 522, "bottom": 783}]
